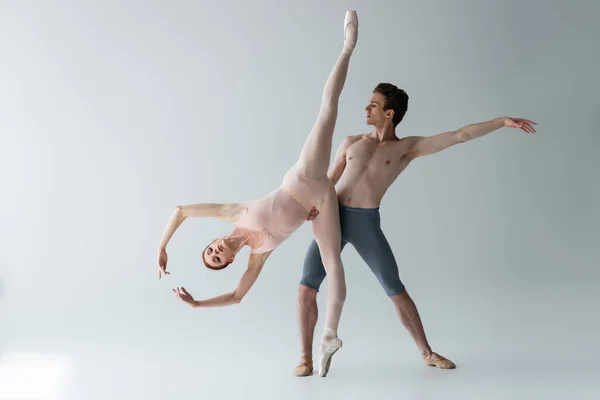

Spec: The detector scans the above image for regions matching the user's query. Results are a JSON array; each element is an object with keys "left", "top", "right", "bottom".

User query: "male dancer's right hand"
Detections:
[{"left": 158, "top": 248, "right": 170, "bottom": 279}]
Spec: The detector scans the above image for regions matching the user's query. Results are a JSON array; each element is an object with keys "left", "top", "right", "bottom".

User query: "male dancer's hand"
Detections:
[
  {"left": 503, "top": 117, "right": 537, "bottom": 134},
  {"left": 158, "top": 248, "right": 170, "bottom": 279},
  {"left": 307, "top": 206, "right": 320, "bottom": 221},
  {"left": 173, "top": 287, "right": 196, "bottom": 306}
]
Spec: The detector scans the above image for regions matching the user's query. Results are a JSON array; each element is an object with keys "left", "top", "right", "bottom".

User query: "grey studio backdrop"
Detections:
[{"left": 0, "top": 1, "right": 598, "bottom": 399}]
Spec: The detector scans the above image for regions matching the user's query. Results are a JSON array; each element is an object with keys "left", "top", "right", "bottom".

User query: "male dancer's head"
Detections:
[{"left": 366, "top": 83, "right": 409, "bottom": 129}]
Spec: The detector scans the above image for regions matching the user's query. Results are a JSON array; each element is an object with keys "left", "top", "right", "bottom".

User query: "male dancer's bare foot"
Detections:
[{"left": 423, "top": 352, "right": 456, "bottom": 369}]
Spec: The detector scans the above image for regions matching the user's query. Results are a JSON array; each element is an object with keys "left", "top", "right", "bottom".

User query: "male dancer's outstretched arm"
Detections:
[{"left": 406, "top": 117, "right": 537, "bottom": 159}]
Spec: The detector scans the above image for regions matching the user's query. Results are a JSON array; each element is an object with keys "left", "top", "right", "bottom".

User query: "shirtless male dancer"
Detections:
[{"left": 293, "top": 83, "right": 537, "bottom": 376}]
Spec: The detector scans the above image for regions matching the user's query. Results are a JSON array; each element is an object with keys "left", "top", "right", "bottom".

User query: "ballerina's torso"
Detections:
[{"left": 233, "top": 189, "right": 308, "bottom": 254}]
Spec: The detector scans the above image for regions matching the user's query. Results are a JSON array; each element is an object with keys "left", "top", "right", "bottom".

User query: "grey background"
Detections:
[{"left": 1, "top": 0, "right": 598, "bottom": 399}]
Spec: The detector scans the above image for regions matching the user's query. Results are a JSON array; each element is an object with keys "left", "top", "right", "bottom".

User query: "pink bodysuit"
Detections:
[{"left": 233, "top": 167, "right": 332, "bottom": 254}]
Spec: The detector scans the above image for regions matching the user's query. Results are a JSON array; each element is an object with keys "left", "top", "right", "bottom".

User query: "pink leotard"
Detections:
[{"left": 233, "top": 167, "right": 332, "bottom": 254}]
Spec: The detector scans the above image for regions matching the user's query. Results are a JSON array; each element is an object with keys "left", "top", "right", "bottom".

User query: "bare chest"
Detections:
[{"left": 345, "top": 139, "right": 408, "bottom": 177}]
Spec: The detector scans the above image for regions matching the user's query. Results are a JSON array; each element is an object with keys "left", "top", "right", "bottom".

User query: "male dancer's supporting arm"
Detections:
[
  {"left": 406, "top": 117, "right": 537, "bottom": 159},
  {"left": 327, "top": 135, "right": 362, "bottom": 184}
]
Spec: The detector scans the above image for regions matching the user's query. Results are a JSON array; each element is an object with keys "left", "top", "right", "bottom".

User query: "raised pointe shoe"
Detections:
[
  {"left": 293, "top": 356, "right": 313, "bottom": 377},
  {"left": 424, "top": 354, "right": 456, "bottom": 369},
  {"left": 343, "top": 10, "right": 358, "bottom": 51},
  {"left": 318, "top": 336, "right": 343, "bottom": 377}
]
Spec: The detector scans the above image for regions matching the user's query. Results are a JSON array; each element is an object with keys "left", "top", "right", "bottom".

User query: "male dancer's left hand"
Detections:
[
  {"left": 503, "top": 117, "right": 537, "bottom": 133},
  {"left": 307, "top": 206, "right": 320, "bottom": 221}
]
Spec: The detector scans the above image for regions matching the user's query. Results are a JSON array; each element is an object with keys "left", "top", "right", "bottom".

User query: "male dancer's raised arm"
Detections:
[{"left": 405, "top": 117, "right": 537, "bottom": 159}]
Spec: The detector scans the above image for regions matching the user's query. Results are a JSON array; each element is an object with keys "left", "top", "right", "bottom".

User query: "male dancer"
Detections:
[{"left": 293, "top": 82, "right": 537, "bottom": 376}]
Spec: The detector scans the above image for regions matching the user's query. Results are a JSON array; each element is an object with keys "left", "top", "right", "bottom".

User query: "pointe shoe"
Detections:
[
  {"left": 318, "top": 336, "right": 343, "bottom": 377},
  {"left": 344, "top": 10, "right": 358, "bottom": 50},
  {"left": 293, "top": 356, "right": 314, "bottom": 377},
  {"left": 424, "top": 354, "right": 456, "bottom": 369}
]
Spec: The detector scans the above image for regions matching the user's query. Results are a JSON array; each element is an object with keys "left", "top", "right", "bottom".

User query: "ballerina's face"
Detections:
[{"left": 202, "top": 238, "right": 235, "bottom": 270}]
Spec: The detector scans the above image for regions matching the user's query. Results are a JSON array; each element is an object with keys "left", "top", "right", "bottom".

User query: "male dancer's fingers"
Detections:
[
  {"left": 518, "top": 118, "right": 537, "bottom": 126},
  {"left": 181, "top": 287, "right": 190, "bottom": 296},
  {"left": 514, "top": 121, "right": 534, "bottom": 133}
]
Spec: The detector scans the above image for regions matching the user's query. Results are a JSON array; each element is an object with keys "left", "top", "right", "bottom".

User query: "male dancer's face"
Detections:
[{"left": 365, "top": 92, "right": 386, "bottom": 126}]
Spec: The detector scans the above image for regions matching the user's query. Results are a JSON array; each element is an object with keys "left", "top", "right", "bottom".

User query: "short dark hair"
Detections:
[{"left": 373, "top": 83, "right": 409, "bottom": 127}]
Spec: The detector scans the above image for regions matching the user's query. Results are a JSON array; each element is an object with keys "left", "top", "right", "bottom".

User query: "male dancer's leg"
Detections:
[{"left": 348, "top": 208, "right": 456, "bottom": 369}]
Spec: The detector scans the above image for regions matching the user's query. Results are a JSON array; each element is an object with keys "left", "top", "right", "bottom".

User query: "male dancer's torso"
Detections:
[{"left": 335, "top": 134, "right": 415, "bottom": 208}]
